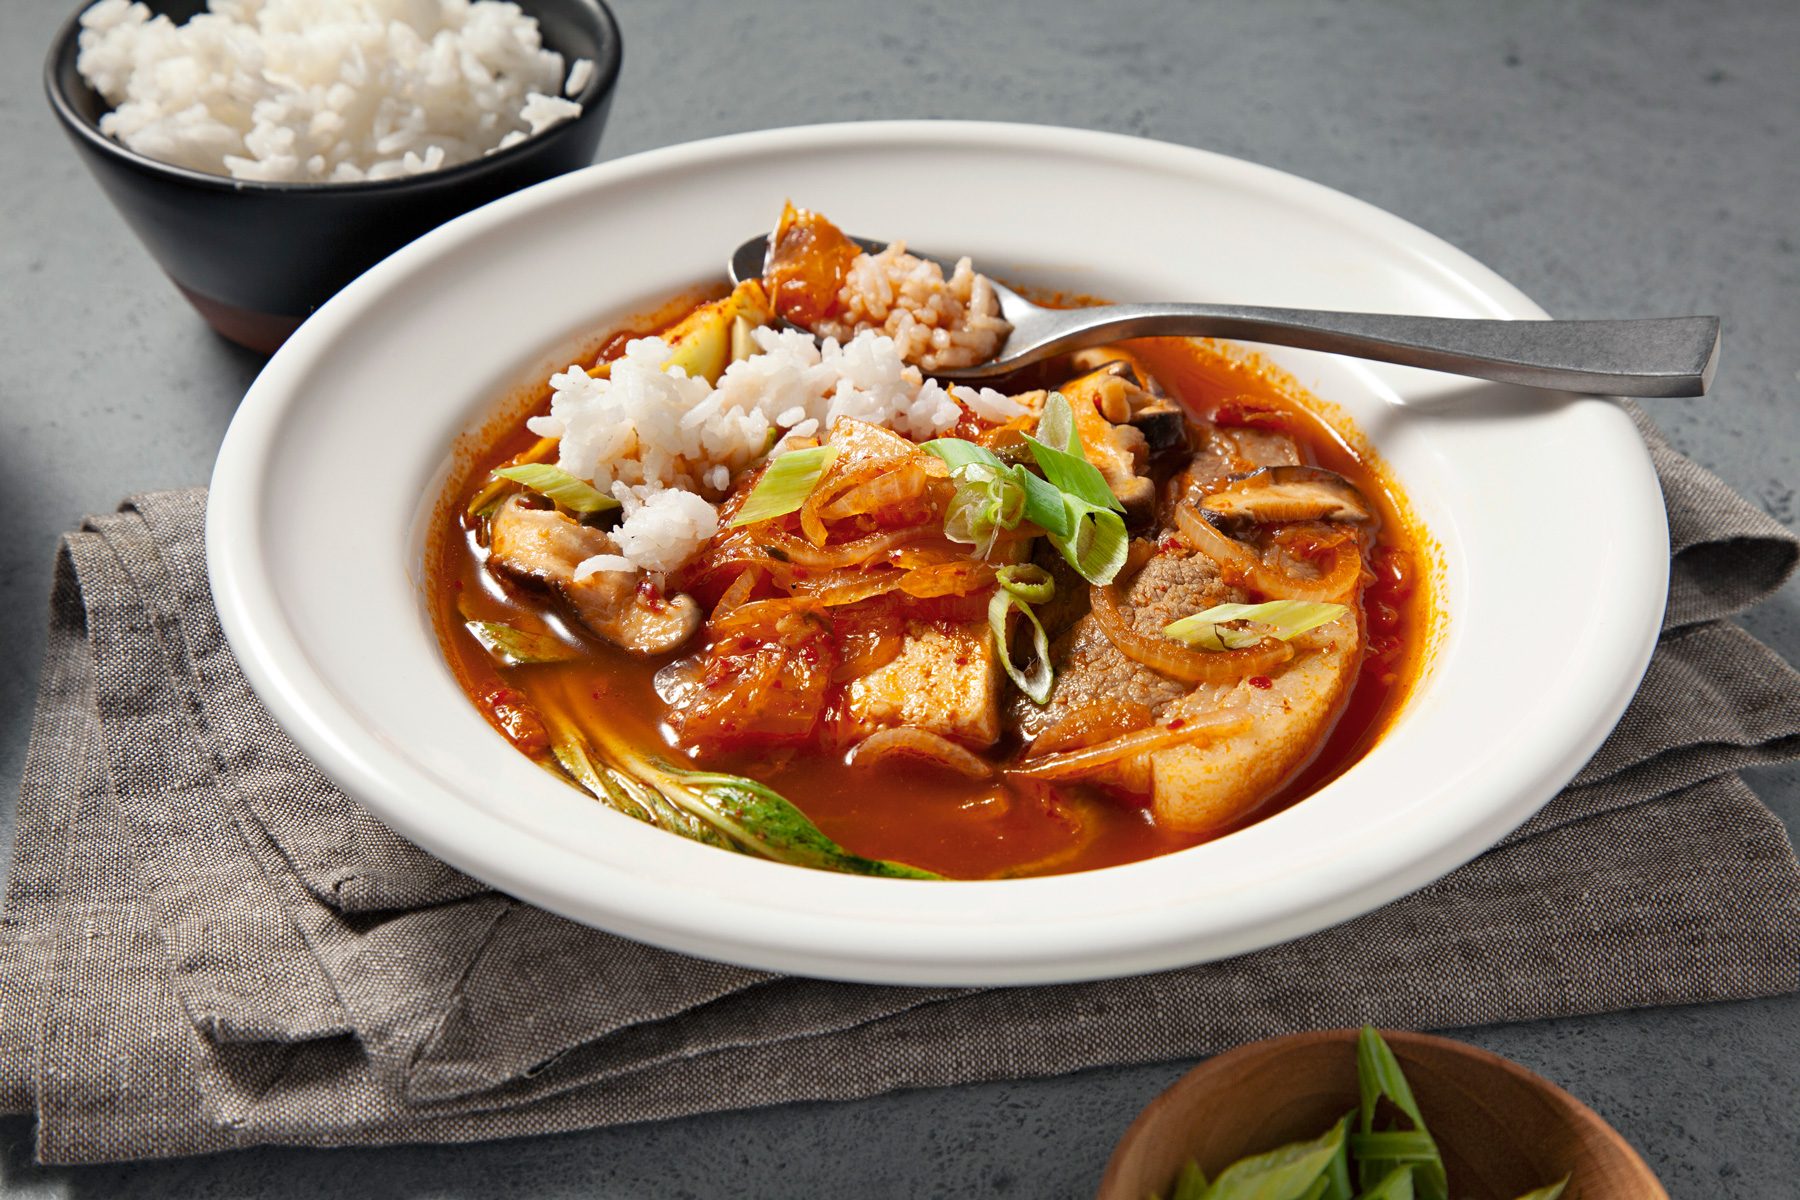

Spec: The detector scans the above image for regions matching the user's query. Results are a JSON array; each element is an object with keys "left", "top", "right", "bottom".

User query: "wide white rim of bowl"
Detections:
[{"left": 208, "top": 120, "right": 1667, "bottom": 985}]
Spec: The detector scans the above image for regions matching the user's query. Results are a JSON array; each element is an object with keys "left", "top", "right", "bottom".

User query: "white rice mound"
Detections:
[
  {"left": 76, "top": 0, "right": 590, "bottom": 183},
  {"left": 528, "top": 328, "right": 1029, "bottom": 579},
  {"left": 816, "top": 241, "right": 1012, "bottom": 372}
]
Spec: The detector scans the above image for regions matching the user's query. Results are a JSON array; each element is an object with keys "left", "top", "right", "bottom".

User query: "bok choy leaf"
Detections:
[{"left": 545, "top": 716, "right": 938, "bottom": 878}]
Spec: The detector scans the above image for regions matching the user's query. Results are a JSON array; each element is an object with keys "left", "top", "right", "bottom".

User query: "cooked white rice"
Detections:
[
  {"left": 76, "top": 0, "right": 590, "bottom": 183},
  {"left": 527, "top": 328, "right": 1029, "bottom": 579},
  {"left": 816, "top": 241, "right": 1012, "bottom": 371}
]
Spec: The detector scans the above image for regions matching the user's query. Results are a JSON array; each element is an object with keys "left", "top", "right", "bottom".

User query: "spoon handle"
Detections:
[{"left": 1018, "top": 305, "right": 1721, "bottom": 397}]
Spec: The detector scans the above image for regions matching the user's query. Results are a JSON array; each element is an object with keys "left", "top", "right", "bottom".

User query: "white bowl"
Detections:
[{"left": 208, "top": 122, "right": 1666, "bottom": 985}]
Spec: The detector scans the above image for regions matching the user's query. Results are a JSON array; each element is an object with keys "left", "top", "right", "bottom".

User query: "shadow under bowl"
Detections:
[
  {"left": 45, "top": 0, "right": 621, "bottom": 354},
  {"left": 1097, "top": 1029, "right": 1667, "bottom": 1200}
]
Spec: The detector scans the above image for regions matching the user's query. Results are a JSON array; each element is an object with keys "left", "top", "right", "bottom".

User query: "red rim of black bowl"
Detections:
[{"left": 44, "top": 0, "right": 622, "bottom": 196}]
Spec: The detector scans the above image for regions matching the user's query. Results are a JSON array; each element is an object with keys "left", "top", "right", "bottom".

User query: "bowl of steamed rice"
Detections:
[{"left": 44, "top": 0, "right": 621, "bottom": 352}]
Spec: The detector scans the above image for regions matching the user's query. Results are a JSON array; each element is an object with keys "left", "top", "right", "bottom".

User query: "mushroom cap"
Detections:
[{"left": 1199, "top": 465, "right": 1374, "bottom": 526}]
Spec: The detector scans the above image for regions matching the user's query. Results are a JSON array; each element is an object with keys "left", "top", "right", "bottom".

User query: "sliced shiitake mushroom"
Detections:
[
  {"left": 1058, "top": 358, "right": 1188, "bottom": 457},
  {"left": 1199, "top": 465, "right": 1374, "bottom": 527}
]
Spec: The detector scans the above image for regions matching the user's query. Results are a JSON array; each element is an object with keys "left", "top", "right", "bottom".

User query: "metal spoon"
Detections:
[{"left": 730, "top": 234, "right": 1720, "bottom": 397}]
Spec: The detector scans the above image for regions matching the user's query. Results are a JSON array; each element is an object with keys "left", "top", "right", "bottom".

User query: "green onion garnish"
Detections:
[
  {"left": 730, "top": 314, "right": 760, "bottom": 363},
  {"left": 463, "top": 620, "right": 585, "bottom": 666},
  {"left": 988, "top": 588, "right": 1054, "bottom": 705},
  {"left": 1508, "top": 1180, "right": 1569, "bottom": 1200},
  {"left": 1198, "top": 1114, "right": 1350, "bottom": 1200},
  {"left": 468, "top": 437, "right": 559, "bottom": 516},
  {"left": 922, "top": 437, "right": 1005, "bottom": 474},
  {"left": 1148, "top": 1029, "right": 1555, "bottom": 1200},
  {"left": 1022, "top": 434, "right": 1125, "bottom": 514},
  {"left": 943, "top": 462, "right": 1026, "bottom": 558},
  {"left": 996, "top": 563, "right": 1054, "bottom": 604},
  {"left": 1163, "top": 600, "right": 1349, "bottom": 651},
  {"left": 1036, "top": 390, "right": 1077, "bottom": 453},
  {"left": 1050, "top": 498, "right": 1128, "bottom": 586},
  {"left": 1356, "top": 1027, "right": 1448, "bottom": 1200},
  {"left": 1168, "top": 1158, "right": 1208, "bottom": 1200},
  {"left": 729, "top": 445, "right": 838, "bottom": 527},
  {"left": 1024, "top": 392, "right": 1124, "bottom": 514},
  {"left": 1013, "top": 465, "right": 1074, "bottom": 539},
  {"left": 491, "top": 464, "right": 619, "bottom": 515},
  {"left": 1354, "top": 1165, "right": 1418, "bottom": 1200},
  {"left": 923, "top": 433, "right": 1124, "bottom": 585}
]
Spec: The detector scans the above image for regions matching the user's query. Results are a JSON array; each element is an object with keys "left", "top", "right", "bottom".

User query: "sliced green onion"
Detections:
[
  {"left": 988, "top": 589, "right": 1054, "bottom": 705},
  {"left": 1163, "top": 600, "right": 1350, "bottom": 651},
  {"left": 1347, "top": 1133, "right": 1439, "bottom": 1164},
  {"left": 463, "top": 620, "right": 585, "bottom": 666},
  {"left": 468, "top": 489, "right": 512, "bottom": 523},
  {"left": 467, "top": 437, "right": 559, "bottom": 516},
  {"left": 1026, "top": 393, "right": 1125, "bottom": 516},
  {"left": 996, "top": 563, "right": 1054, "bottom": 604},
  {"left": 1355, "top": 1027, "right": 1448, "bottom": 1200},
  {"left": 1049, "top": 497, "right": 1129, "bottom": 586},
  {"left": 1013, "top": 464, "right": 1074, "bottom": 539},
  {"left": 943, "top": 462, "right": 1026, "bottom": 557},
  {"left": 1169, "top": 1159, "right": 1208, "bottom": 1200},
  {"left": 1357, "top": 1026, "right": 1427, "bottom": 1132},
  {"left": 924, "top": 431, "right": 1122, "bottom": 583},
  {"left": 729, "top": 445, "right": 838, "bottom": 527},
  {"left": 922, "top": 437, "right": 1006, "bottom": 474},
  {"left": 1023, "top": 434, "right": 1125, "bottom": 513},
  {"left": 1354, "top": 1166, "right": 1417, "bottom": 1200},
  {"left": 1036, "top": 390, "right": 1077, "bottom": 453},
  {"left": 1195, "top": 1113, "right": 1348, "bottom": 1200},
  {"left": 1321, "top": 1121, "right": 1355, "bottom": 1200},
  {"left": 491, "top": 463, "right": 619, "bottom": 515},
  {"left": 1507, "top": 1179, "right": 1569, "bottom": 1200}
]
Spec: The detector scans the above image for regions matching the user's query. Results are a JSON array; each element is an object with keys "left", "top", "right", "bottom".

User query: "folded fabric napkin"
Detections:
[{"left": 3, "top": 408, "right": 1798, "bottom": 1165}]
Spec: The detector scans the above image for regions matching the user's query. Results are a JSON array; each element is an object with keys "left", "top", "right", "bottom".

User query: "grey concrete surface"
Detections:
[{"left": 3, "top": 0, "right": 1797, "bottom": 1193}]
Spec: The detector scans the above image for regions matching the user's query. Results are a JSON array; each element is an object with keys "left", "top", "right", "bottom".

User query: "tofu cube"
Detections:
[{"left": 844, "top": 622, "right": 1000, "bottom": 747}]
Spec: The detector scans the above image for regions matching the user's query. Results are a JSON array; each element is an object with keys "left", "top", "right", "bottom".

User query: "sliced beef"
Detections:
[
  {"left": 1009, "top": 548, "right": 1234, "bottom": 743},
  {"left": 1008, "top": 428, "right": 1368, "bottom": 824},
  {"left": 1170, "top": 425, "right": 1303, "bottom": 508}
]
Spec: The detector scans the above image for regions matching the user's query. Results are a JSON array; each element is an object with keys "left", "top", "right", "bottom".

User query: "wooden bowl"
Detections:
[{"left": 1097, "top": 1029, "right": 1666, "bottom": 1200}]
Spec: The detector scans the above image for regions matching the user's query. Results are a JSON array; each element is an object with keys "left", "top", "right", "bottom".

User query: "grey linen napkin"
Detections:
[{"left": 3, "top": 410, "right": 1799, "bottom": 1165}]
